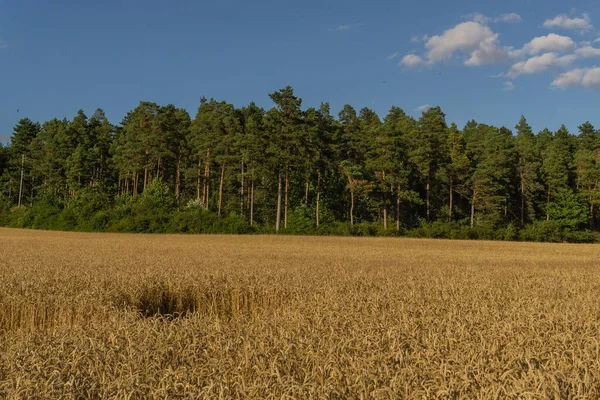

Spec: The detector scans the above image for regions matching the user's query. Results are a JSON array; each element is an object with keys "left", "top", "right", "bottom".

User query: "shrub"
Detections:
[{"left": 520, "top": 221, "right": 563, "bottom": 243}]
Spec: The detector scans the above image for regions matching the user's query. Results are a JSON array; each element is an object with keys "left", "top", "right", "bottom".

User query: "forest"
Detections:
[{"left": 0, "top": 86, "right": 598, "bottom": 242}]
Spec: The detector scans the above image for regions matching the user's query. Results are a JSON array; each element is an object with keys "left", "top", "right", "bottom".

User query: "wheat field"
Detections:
[{"left": 1, "top": 228, "right": 600, "bottom": 398}]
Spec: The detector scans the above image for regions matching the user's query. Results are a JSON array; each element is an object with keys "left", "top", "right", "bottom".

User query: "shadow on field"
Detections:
[{"left": 112, "top": 279, "right": 289, "bottom": 320}]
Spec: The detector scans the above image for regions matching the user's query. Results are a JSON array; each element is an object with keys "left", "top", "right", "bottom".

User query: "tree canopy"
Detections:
[{"left": 1, "top": 88, "right": 598, "bottom": 243}]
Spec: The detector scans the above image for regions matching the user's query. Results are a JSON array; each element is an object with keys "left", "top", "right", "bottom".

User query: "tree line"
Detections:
[{"left": 1, "top": 86, "right": 599, "bottom": 242}]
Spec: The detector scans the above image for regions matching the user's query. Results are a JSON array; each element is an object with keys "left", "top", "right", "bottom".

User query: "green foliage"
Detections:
[
  {"left": 547, "top": 188, "right": 588, "bottom": 229},
  {"left": 520, "top": 221, "right": 565, "bottom": 243},
  {"left": 7, "top": 206, "right": 31, "bottom": 228},
  {"left": 284, "top": 206, "right": 317, "bottom": 234},
  {"left": 350, "top": 222, "right": 378, "bottom": 237},
  {"left": 1, "top": 88, "right": 599, "bottom": 243},
  {"left": 68, "top": 188, "right": 113, "bottom": 231}
]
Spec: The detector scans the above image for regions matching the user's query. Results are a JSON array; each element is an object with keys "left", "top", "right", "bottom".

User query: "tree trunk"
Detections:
[
  {"left": 520, "top": 172, "right": 525, "bottom": 226},
  {"left": 156, "top": 156, "right": 161, "bottom": 180},
  {"left": 448, "top": 174, "right": 453, "bottom": 223},
  {"left": 546, "top": 191, "right": 551, "bottom": 221},
  {"left": 339, "top": 163, "right": 355, "bottom": 226},
  {"left": 396, "top": 184, "right": 401, "bottom": 232},
  {"left": 197, "top": 158, "right": 202, "bottom": 201},
  {"left": 133, "top": 172, "right": 138, "bottom": 196},
  {"left": 591, "top": 179, "right": 598, "bottom": 229},
  {"left": 143, "top": 146, "right": 149, "bottom": 191},
  {"left": 18, "top": 153, "right": 25, "bottom": 207},
  {"left": 276, "top": 173, "right": 282, "bottom": 233},
  {"left": 382, "top": 170, "right": 387, "bottom": 231},
  {"left": 316, "top": 170, "right": 321, "bottom": 228},
  {"left": 143, "top": 167, "right": 148, "bottom": 191},
  {"left": 218, "top": 163, "right": 225, "bottom": 216},
  {"left": 590, "top": 198, "right": 595, "bottom": 229},
  {"left": 175, "top": 153, "right": 181, "bottom": 199},
  {"left": 99, "top": 153, "right": 104, "bottom": 185},
  {"left": 383, "top": 204, "right": 387, "bottom": 230},
  {"left": 240, "top": 159, "right": 244, "bottom": 215},
  {"left": 470, "top": 190, "right": 477, "bottom": 228},
  {"left": 284, "top": 174, "right": 289, "bottom": 229},
  {"left": 350, "top": 189, "right": 355, "bottom": 226},
  {"left": 250, "top": 165, "right": 255, "bottom": 226},
  {"left": 426, "top": 173, "right": 431, "bottom": 222},
  {"left": 305, "top": 176, "right": 309, "bottom": 206},
  {"left": 204, "top": 149, "right": 210, "bottom": 210}
]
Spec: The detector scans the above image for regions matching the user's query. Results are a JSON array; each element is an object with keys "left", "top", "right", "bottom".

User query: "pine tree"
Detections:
[
  {"left": 10, "top": 118, "right": 40, "bottom": 206},
  {"left": 381, "top": 107, "right": 421, "bottom": 231},
  {"left": 238, "top": 102, "right": 266, "bottom": 225},
  {"left": 445, "top": 123, "right": 469, "bottom": 222},
  {"left": 514, "top": 116, "right": 542, "bottom": 225},
  {"left": 337, "top": 105, "right": 370, "bottom": 225},
  {"left": 87, "top": 109, "right": 114, "bottom": 188},
  {"left": 578, "top": 121, "right": 599, "bottom": 152},
  {"left": 411, "top": 106, "right": 447, "bottom": 222},
  {"left": 541, "top": 125, "right": 575, "bottom": 221},
  {"left": 264, "top": 87, "right": 303, "bottom": 232},
  {"left": 575, "top": 122, "right": 600, "bottom": 228}
]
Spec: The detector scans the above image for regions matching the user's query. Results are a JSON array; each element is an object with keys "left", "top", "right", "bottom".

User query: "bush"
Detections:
[
  {"left": 547, "top": 188, "right": 589, "bottom": 229},
  {"left": 69, "top": 188, "right": 112, "bottom": 230},
  {"left": 350, "top": 222, "right": 377, "bottom": 237},
  {"left": 283, "top": 206, "right": 316, "bottom": 235},
  {"left": 55, "top": 208, "right": 78, "bottom": 231},
  {"left": 166, "top": 208, "right": 254, "bottom": 234},
  {"left": 520, "top": 221, "right": 564, "bottom": 243},
  {"left": 29, "top": 202, "right": 62, "bottom": 230},
  {"left": 312, "top": 222, "right": 351, "bottom": 236},
  {"left": 7, "top": 206, "right": 31, "bottom": 228},
  {"left": 495, "top": 223, "right": 519, "bottom": 241},
  {"left": 561, "top": 229, "right": 596, "bottom": 243}
]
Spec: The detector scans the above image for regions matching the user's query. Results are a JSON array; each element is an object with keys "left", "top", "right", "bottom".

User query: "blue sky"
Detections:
[{"left": 1, "top": 0, "right": 599, "bottom": 144}]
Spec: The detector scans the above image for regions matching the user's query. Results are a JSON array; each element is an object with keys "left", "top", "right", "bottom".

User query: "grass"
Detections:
[{"left": 1, "top": 228, "right": 600, "bottom": 398}]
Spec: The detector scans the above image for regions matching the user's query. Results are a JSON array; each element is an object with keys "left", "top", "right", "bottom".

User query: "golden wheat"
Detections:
[{"left": 1, "top": 228, "right": 600, "bottom": 398}]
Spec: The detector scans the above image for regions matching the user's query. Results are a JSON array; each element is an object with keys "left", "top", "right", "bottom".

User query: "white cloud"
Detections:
[
  {"left": 576, "top": 46, "right": 600, "bottom": 58},
  {"left": 416, "top": 104, "right": 432, "bottom": 111},
  {"left": 0, "top": 40, "right": 6, "bottom": 49},
  {"left": 551, "top": 69, "right": 586, "bottom": 88},
  {"left": 387, "top": 52, "right": 399, "bottom": 60},
  {"left": 503, "top": 81, "right": 515, "bottom": 91},
  {"left": 594, "top": 38, "right": 600, "bottom": 43},
  {"left": 552, "top": 67, "right": 600, "bottom": 88},
  {"left": 543, "top": 13, "right": 593, "bottom": 32},
  {"left": 495, "top": 13, "right": 522, "bottom": 23},
  {"left": 510, "top": 34, "right": 576, "bottom": 57},
  {"left": 464, "top": 13, "right": 491, "bottom": 25},
  {"left": 424, "top": 21, "right": 505, "bottom": 66},
  {"left": 465, "top": 37, "right": 506, "bottom": 66},
  {"left": 400, "top": 54, "right": 424, "bottom": 68},
  {"left": 464, "top": 12, "right": 522, "bottom": 24},
  {"left": 410, "top": 35, "right": 430, "bottom": 43},
  {"left": 508, "top": 52, "right": 576, "bottom": 78}
]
